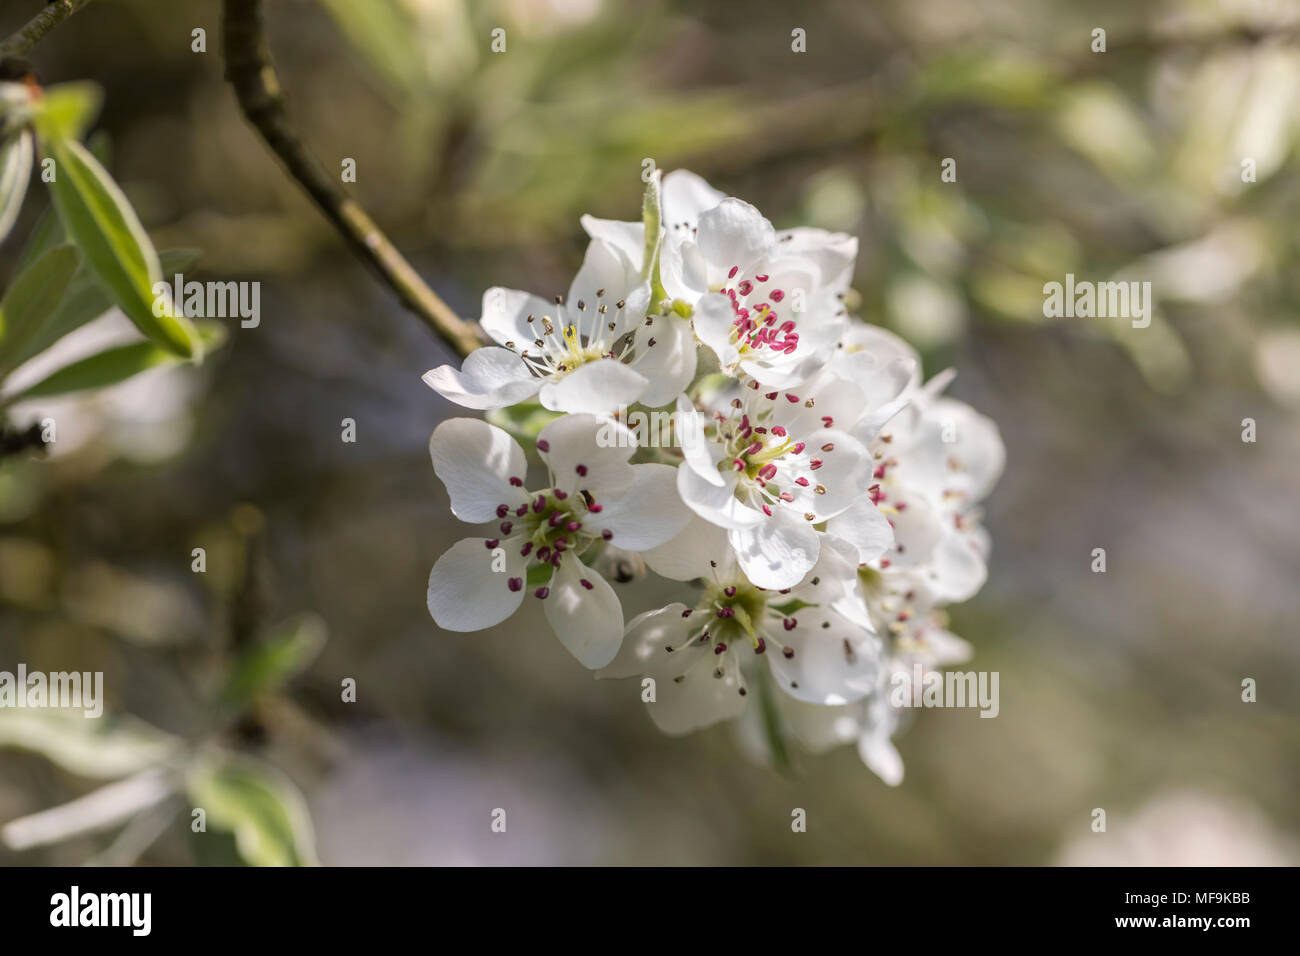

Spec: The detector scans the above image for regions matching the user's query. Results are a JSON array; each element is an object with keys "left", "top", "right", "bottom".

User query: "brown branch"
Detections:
[
  {"left": 220, "top": 0, "right": 482, "bottom": 358},
  {"left": 0, "top": 0, "right": 95, "bottom": 62}
]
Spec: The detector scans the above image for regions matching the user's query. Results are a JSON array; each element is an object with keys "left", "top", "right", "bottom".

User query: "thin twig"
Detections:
[
  {"left": 221, "top": 0, "right": 482, "bottom": 358},
  {"left": 0, "top": 0, "right": 95, "bottom": 61}
]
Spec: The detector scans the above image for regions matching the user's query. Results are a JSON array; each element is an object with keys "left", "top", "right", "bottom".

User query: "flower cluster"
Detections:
[{"left": 423, "top": 170, "right": 1004, "bottom": 782}]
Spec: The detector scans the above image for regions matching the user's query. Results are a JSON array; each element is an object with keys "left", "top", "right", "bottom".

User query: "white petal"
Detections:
[
  {"left": 601, "top": 610, "right": 749, "bottom": 737},
  {"left": 662, "top": 169, "right": 726, "bottom": 225},
  {"left": 659, "top": 237, "right": 711, "bottom": 302},
  {"left": 537, "top": 358, "right": 648, "bottom": 415},
  {"left": 590, "top": 463, "right": 691, "bottom": 551},
  {"left": 857, "top": 696, "right": 904, "bottom": 786},
  {"left": 422, "top": 347, "right": 538, "bottom": 411},
  {"left": 578, "top": 215, "right": 644, "bottom": 265},
  {"left": 933, "top": 399, "right": 1006, "bottom": 501},
  {"left": 427, "top": 536, "right": 526, "bottom": 631},
  {"left": 822, "top": 348, "right": 915, "bottom": 438},
  {"left": 859, "top": 728, "right": 904, "bottom": 786},
  {"left": 907, "top": 627, "right": 973, "bottom": 667},
  {"left": 880, "top": 492, "right": 942, "bottom": 567},
  {"left": 826, "top": 496, "right": 895, "bottom": 563},
  {"left": 479, "top": 287, "right": 556, "bottom": 348},
  {"left": 543, "top": 557, "right": 624, "bottom": 669},
  {"left": 632, "top": 315, "right": 697, "bottom": 408},
  {"left": 567, "top": 239, "right": 646, "bottom": 319},
  {"left": 429, "top": 418, "right": 529, "bottom": 522},
  {"left": 923, "top": 530, "right": 987, "bottom": 602},
  {"left": 678, "top": 464, "right": 766, "bottom": 530},
  {"left": 779, "top": 227, "right": 859, "bottom": 291},
  {"left": 675, "top": 394, "right": 724, "bottom": 486},
  {"left": 851, "top": 361, "right": 916, "bottom": 441},
  {"left": 646, "top": 650, "right": 747, "bottom": 736},
  {"left": 537, "top": 412, "right": 635, "bottom": 496},
  {"left": 842, "top": 322, "right": 920, "bottom": 373},
  {"left": 691, "top": 292, "right": 740, "bottom": 370},
  {"left": 790, "top": 429, "right": 871, "bottom": 521},
  {"left": 642, "top": 516, "right": 733, "bottom": 582},
  {"left": 696, "top": 199, "right": 775, "bottom": 276},
  {"left": 738, "top": 352, "right": 823, "bottom": 390},
  {"left": 778, "top": 696, "right": 862, "bottom": 753},
  {"left": 729, "top": 511, "right": 820, "bottom": 589},
  {"left": 790, "top": 534, "right": 875, "bottom": 631},
  {"left": 767, "top": 607, "right": 882, "bottom": 705},
  {"left": 598, "top": 603, "right": 697, "bottom": 679}
]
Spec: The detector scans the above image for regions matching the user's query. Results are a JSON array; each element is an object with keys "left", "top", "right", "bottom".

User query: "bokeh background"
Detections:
[{"left": 1, "top": 0, "right": 1298, "bottom": 865}]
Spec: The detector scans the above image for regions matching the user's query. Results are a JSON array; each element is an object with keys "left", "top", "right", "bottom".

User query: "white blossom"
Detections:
[
  {"left": 423, "top": 239, "right": 694, "bottom": 415},
  {"left": 599, "top": 518, "right": 883, "bottom": 734},
  {"left": 426, "top": 414, "right": 689, "bottom": 668},
  {"left": 422, "top": 169, "right": 1005, "bottom": 780}
]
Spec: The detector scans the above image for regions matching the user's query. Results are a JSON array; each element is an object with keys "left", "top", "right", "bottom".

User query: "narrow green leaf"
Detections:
[
  {"left": 29, "top": 82, "right": 103, "bottom": 144},
  {"left": 7, "top": 320, "right": 226, "bottom": 401},
  {"left": 43, "top": 136, "right": 200, "bottom": 358},
  {"left": 0, "top": 129, "right": 32, "bottom": 244},
  {"left": 15, "top": 204, "right": 65, "bottom": 271},
  {"left": 13, "top": 129, "right": 114, "bottom": 270},
  {"left": 0, "top": 709, "right": 181, "bottom": 780},
  {"left": 186, "top": 756, "right": 318, "bottom": 867},
  {"left": 0, "top": 248, "right": 200, "bottom": 378},
  {"left": 0, "top": 245, "right": 80, "bottom": 364},
  {"left": 219, "top": 615, "right": 326, "bottom": 710}
]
